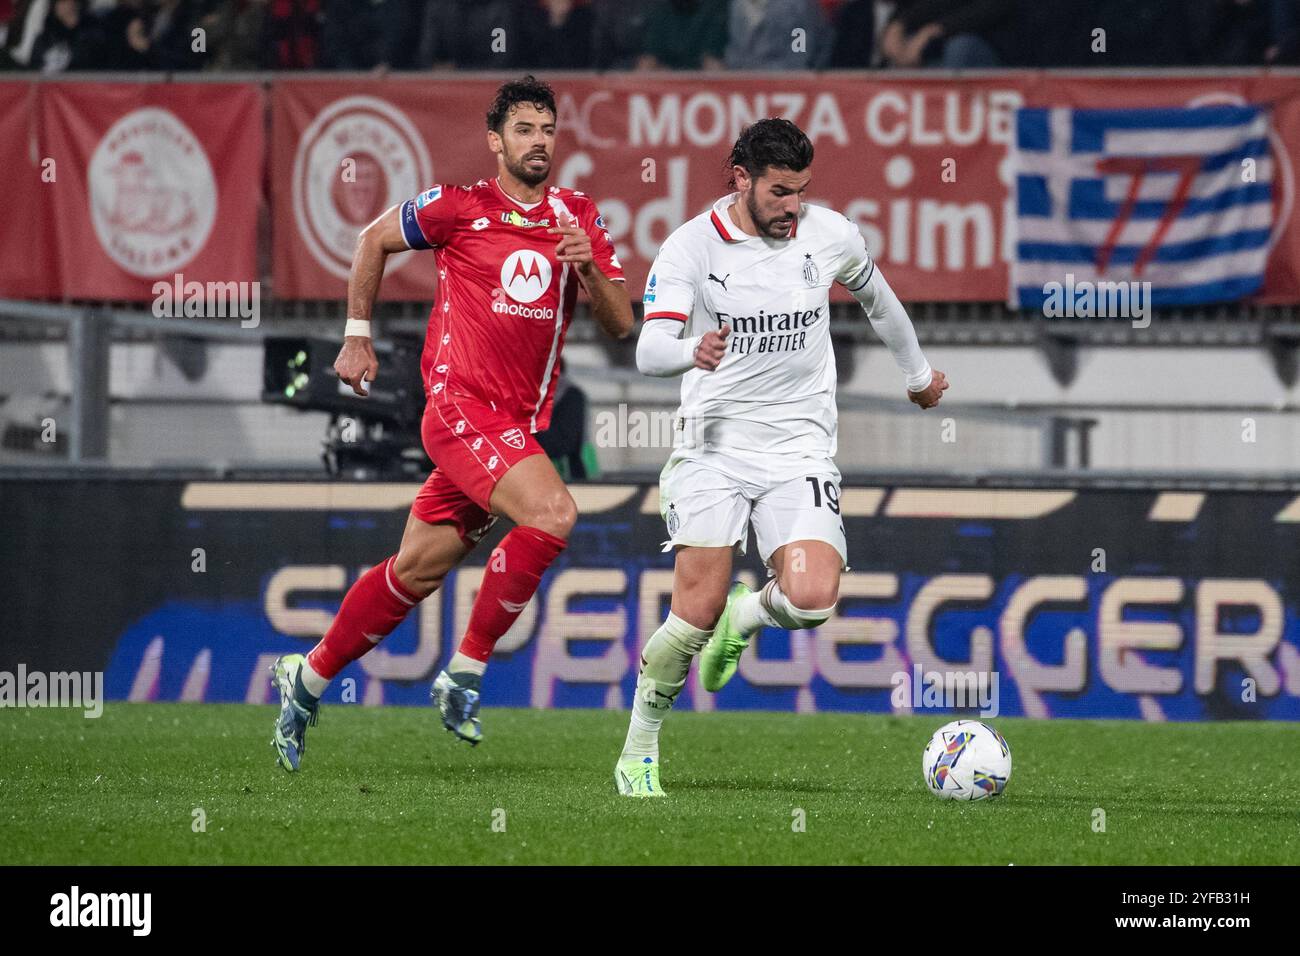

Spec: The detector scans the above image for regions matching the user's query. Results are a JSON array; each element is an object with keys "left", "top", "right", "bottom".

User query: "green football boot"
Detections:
[
  {"left": 698, "top": 582, "right": 752, "bottom": 692},
  {"left": 615, "top": 754, "right": 666, "bottom": 797},
  {"left": 431, "top": 669, "right": 483, "bottom": 745},
  {"left": 270, "top": 653, "right": 318, "bottom": 772}
]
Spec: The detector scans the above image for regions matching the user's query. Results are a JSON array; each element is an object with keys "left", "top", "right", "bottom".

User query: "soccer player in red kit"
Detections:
[{"left": 270, "top": 76, "right": 633, "bottom": 770}]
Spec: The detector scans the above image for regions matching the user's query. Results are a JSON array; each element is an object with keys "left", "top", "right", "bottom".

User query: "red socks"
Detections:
[
  {"left": 458, "top": 526, "right": 567, "bottom": 662},
  {"left": 306, "top": 526, "right": 566, "bottom": 679},
  {"left": 307, "top": 556, "right": 419, "bottom": 679}
]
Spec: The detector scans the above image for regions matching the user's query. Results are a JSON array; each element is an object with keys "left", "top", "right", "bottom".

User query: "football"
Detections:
[{"left": 922, "top": 720, "right": 1012, "bottom": 801}]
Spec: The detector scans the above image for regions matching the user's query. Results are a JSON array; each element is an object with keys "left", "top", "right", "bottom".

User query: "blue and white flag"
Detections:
[{"left": 1013, "top": 105, "right": 1273, "bottom": 310}]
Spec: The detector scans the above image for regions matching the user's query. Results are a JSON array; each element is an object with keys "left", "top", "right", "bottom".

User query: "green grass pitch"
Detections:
[{"left": 2, "top": 703, "right": 1295, "bottom": 865}]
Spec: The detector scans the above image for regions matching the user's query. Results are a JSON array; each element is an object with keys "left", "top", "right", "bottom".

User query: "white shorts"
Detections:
[{"left": 658, "top": 447, "right": 848, "bottom": 569}]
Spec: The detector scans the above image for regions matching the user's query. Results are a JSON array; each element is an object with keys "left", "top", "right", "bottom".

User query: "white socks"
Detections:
[
  {"left": 299, "top": 650, "right": 488, "bottom": 703},
  {"left": 732, "top": 579, "right": 837, "bottom": 634},
  {"left": 448, "top": 652, "right": 487, "bottom": 677},
  {"left": 621, "top": 612, "right": 712, "bottom": 759},
  {"left": 731, "top": 580, "right": 780, "bottom": 635},
  {"left": 299, "top": 657, "right": 330, "bottom": 699},
  {"left": 620, "top": 588, "right": 837, "bottom": 762}
]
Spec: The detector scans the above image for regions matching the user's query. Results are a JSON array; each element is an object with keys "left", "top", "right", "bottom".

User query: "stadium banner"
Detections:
[
  {"left": 0, "top": 83, "right": 60, "bottom": 299},
  {"left": 268, "top": 73, "right": 1300, "bottom": 305},
  {"left": 3, "top": 479, "right": 1299, "bottom": 721},
  {"left": 0, "top": 81, "right": 263, "bottom": 300},
  {"left": 1013, "top": 77, "right": 1300, "bottom": 309}
]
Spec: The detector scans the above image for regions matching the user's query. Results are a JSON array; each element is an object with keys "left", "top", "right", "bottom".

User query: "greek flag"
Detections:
[{"left": 1013, "top": 105, "right": 1273, "bottom": 310}]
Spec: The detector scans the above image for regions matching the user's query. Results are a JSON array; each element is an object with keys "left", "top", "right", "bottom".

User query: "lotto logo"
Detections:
[
  {"left": 454, "top": 420, "right": 467, "bottom": 434},
  {"left": 471, "top": 437, "right": 484, "bottom": 450},
  {"left": 435, "top": 364, "right": 448, "bottom": 373},
  {"left": 432, "top": 383, "right": 444, "bottom": 394},
  {"left": 441, "top": 333, "right": 451, "bottom": 344},
  {"left": 487, "top": 456, "right": 499, "bottom": 469},
  {"left": 471, "top": 217, "right": 490, "bottom": 231}
]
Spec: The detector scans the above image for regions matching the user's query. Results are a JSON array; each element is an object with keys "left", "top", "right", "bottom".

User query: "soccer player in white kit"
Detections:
[{"left": 614, "top": 119, "right": 949, "bottom": 796}]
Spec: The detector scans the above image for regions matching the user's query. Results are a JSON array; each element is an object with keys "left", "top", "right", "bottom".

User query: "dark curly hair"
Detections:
[
  {"left": 486, "top": 75, "right": 557, "bottom": 133},
  {"left": 725, "top": 118, "right": 814, "bottom": 189}
]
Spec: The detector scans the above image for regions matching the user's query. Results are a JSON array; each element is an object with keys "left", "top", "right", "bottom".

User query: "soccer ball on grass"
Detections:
[{"left": 922, "top": 719, "right": 1011, "bottom": 801}]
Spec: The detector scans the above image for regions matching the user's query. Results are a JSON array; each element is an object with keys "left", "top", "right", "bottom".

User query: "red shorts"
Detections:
[{"left": 411, "top": 392, "right": 545, "bottom": 546}]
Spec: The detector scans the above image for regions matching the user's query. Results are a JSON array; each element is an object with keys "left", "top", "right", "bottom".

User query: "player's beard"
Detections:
[
  {"left": 747, "top": 190, "right": 795, "bottom": 239},
  {"left": 506, "top": 147, "right": 551, "bottom": 187}
]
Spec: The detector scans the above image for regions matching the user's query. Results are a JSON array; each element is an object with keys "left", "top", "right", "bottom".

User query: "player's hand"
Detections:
[
  {"left": 695, "top": 324, "right": 730, "bottom": 371},
  {"left": 335, "top": 336, "right": 379, "bottom": 397},
  {"left": 908, "top": 369, "right": 948, "bottom": 409},
  {"left": 548, "top": 216, "right": 595, "bottom": 273}
]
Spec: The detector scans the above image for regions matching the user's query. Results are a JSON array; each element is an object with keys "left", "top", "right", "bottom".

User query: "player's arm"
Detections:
[
  {"left": 578, "top": 259, "right": 634, "bottom": 339},
  {"left": 637, "top": 318, "right": 732, "bottom": 376},
  {"left": 336, "top": 187, "right": 454, "bottom": 396},
  {"left": 837, "top": 222, "right": 948, "bottom": 409},
  {"left": 334, "top": 205, "right": 408, "bottom": 397},
  {"left": 635, "top": 236, "right": 729, "bottom": 376},
  {"left": 550, "top": 210, "right": 633, "bottom": 339}
]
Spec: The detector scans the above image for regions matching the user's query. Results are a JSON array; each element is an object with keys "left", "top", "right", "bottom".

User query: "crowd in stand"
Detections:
[{"left": 2, "top": 0, "right": 1297, "bottom": 74}]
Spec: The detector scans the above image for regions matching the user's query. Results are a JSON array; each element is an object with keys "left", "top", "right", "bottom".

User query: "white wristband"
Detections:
[
  {"left": 906, "top": 365, "right": 934, "bottom": 392},
  {"left": 344, "top": 318, "right": 371, "bottom": 338}
]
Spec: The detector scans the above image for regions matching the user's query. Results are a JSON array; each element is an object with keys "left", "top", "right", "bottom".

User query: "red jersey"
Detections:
[{"left": 400, "top": 177, "right": 625, "bottom": 432}]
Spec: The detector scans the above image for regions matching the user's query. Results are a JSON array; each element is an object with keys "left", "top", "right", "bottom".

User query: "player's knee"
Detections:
[
  {"left": 780, "top": 582, "right": 839, "bottom": 626},
  {"left": 524, "top": 490, "right": 577, "bottom": 540},
  {"left": 677, "top": 590, "right": 728, "bottom": 631},
  {"left": 786, "top": 601, "right": 835, "bottom": 629},
  {"left": 779, "top": 566, "right": 839, "bottom": 613}
]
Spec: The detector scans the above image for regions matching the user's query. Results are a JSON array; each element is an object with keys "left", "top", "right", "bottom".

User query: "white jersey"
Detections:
[{"left": 642, "top": 193, "right": 878, "bottom": 462}]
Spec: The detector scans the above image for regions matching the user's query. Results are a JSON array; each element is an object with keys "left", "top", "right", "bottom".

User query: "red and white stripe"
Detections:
[{"left": 530, "top": 261, "right": 569, "bottom": 432}]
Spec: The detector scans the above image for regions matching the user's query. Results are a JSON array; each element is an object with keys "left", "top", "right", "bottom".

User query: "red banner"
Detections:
[
  {"left": 270, "top": 81, "right": 485, "bottom": 301},
  {"left": 0, "top": 83, "right": 59, "bottom": 299},
  {"left": 4, "top": 75, "right": 1300, "bottom": 303},
  {"left": 270, "top": 75, "right": 1017, "bottom": 301},
  {"left": 270, "top": 73, "right": 1300, "bottom": 304},
  {"left": 0, "top": 82, "right": 263, "bottom": 300}
]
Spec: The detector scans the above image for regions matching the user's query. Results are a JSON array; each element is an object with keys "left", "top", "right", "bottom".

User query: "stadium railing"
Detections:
[{"left": 4, "top": 297, "right": 1300, "bottom": 482}]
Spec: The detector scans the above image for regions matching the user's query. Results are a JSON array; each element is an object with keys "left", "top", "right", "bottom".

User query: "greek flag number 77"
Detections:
[{"left": 1094, "top": 155, "right": 1203, "bottom": 276}]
